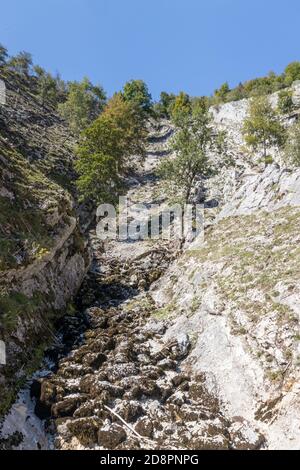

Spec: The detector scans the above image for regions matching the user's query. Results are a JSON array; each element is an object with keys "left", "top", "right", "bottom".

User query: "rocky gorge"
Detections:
[{"left": 1, "top": 72, "right": 300, "bottom": 450}]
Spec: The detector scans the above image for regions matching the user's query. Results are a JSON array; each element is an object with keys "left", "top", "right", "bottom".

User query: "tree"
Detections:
[
  {"left": 54, "top": 73, "right": 68, "bottom": 104},
  {"left": 0, "top": 44, "right": 8, "bottom": 66},
  {"left": 75, "top": 150, "right": 121, "bottom": 205},
  {"left": 214, "top": 82, "right": 230, "bottom": 103},
  {"left": 243, "top": 96, "right": 285, "bottom": 163},
  {"left": 58, "top": 77, "right": 106, "bottom": 135},
  {"left": 284, "top": 121, "right": 300, "bottom": 166},
  {"left": 171, "top": 92, "right": 192, "bottom": 126},
  {"left": 34, "top": 66, "right": 59, "bottom": 106},
  {"left": 192, "top": 96, "right": 209, "bottom": 115},
  {"left": 154, "top": 91, "right": 176, "bottom": 118},
  {"left": 104, "top": 93, "right": 147, "bottom": 162},
  {"left": 122, "top": 79, "right": 152, "bottom": 116},
  {"left": 8, "top": 51, "right": 33, "bottom": 75},
  {"left": 285, "top": 62, "right": 300, "bottom": 86},
  {"left": 277, "top": 89, "right": 294, "bottom": 115},
  {"left": 75, "top": 93, "right": 147, "bottom": 203},
  {"left": 158, "top": 106, "right": 215, "bottom": 205}
]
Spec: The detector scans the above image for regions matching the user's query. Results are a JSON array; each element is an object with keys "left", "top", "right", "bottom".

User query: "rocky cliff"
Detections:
[
  {"left": 1, "top": 84, "right": 300, "bottom": 450},
  {"left": 0, "top": 70, "right": 90, "bottom": 416},
  {"left": 151, "top": 87, "right": 300, "bottom": 449}
]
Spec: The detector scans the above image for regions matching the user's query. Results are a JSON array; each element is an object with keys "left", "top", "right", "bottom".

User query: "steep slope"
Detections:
[
  {"left": 0, "top": 70, "right": 90, "bottom": 416},
  {"left": 151, "top": 88, "right": 300, "bottom": 449},
  {"left": 2, "top": 85, "right": 300, "bottom": 450}
]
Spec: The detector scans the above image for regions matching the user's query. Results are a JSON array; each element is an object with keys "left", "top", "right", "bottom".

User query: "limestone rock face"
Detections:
[
  {"left": 2, "top": 83, "right": 300, "bottom": 450},
  {"left": 149, "top": 89, "right": 300, "bottom": 449},
  {"left": 0, "top": 70, "right": 90, "bottom": 415},
  {"left": 292, "top": 81, "right": 300, "bottom": 107}
]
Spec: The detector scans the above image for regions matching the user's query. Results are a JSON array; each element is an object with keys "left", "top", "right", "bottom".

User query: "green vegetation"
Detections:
[
  {"left": 122, "top": 79, "right": 152, "bottom": 117},
  {"left": 154, "top": 91, "right": 176, "bottom": 118},
  {"left": 75, "top": 92, "right": 148, "bottom": 203},
  {"left": 58, "top": 77, "right": 106, "bottom": 135},
  {"left": 34, "top": 66, "right": 63, "bottom": 107},
  {"left": 1, "top": 46, "right": 105, "bottom": 121},
  {"left": 212, "top": 62, "right": 300, "bottom": 105},
  {"left": 171, "top": 91, "right": 192, "bottom": 125},
  {"left": 184, "top": 207, "right": 300, "bottom": 372},
  {"left": 156, "top": 66, "right": 298, "bottom": 112},
  {"left": 0, "top": 291, "right": 43, "bottom": 330},
  {"left": 214, "top": 82, "right": 230, "bottom": 103},
  {"left": 187, "top": 207, "right": 300, "bottom": 327},
  {"left": 284, "top": 121, "right": 300, "bottom": 166},
  {"left": 7, "top": 51, "right": 33, "bottom": 76},
  {"left": 152, "top": 303, "right": 175, "bottom": 319},
  {"left": 0, "top": 334, "right": 48, "bottom": 417},
  {"left": 163, "top": 61, "right": 300, "bottom": 113},
  {"left": 277, "top": 89, "right": 295, "bottom": 115},
  {"left": 243, "top": 96, "right": 285, "bottom": 163},
  {"left": 2, "top": 44, "right": 300, "bottom": 118},
  {"left": 0, "top": 43, "right": 8, "bottom": 66},
  {"left": 284, "top": 62, "right": 300, "bottom": 86},
  {"left": 158, "top": 100, "right": 224, "bottom": 204},
  {"left": 0, "top": 145, "right": 66, "bottom": 271}
]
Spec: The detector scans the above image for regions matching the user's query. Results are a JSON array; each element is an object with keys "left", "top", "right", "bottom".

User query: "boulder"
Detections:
[
  {"left": 67, "top": 417, "right": 101, "bottom": 446},
  {"left": 98, "top": 424, "right": 127, "bottom": 449}
]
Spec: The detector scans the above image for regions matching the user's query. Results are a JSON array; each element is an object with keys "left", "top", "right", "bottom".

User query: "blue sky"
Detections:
[{"left": 1, "top": 0, "right": 300, "bottom": 100}]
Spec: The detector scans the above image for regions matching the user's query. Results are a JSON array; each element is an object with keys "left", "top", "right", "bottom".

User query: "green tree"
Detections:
[
  {"left": 122, "top": 79, "right": 152, "bottom": 116},
  {"left": 58, "top": 77, "right": 106, "bottom": 135},
  {"left": 284, "top": 121, "right": 300, "bottom": 166},
  {"left": 75, "top": 93, "right": 147, "bottom": 203},
  {"left": 8, "top": 51, "right": 33, "bottom": 75},
  {"left": 100, "top": 93, "right": 147, "bottom": 170},
  {"left": 214, "top": 82, "right": 230, "bottom": 103},
  {"left": 171, "top": 92, "right": 192, "bottom": 126},
  {"left": 0, "top": 44, "right": 8, "bottom": 66},
  {"left": 277, "top": 89, "right": 294, "bottom": 115},
  {"left": 34, "top": 66, "right": 59, "bottom": 107},
  {"left": 226, "top": 82, "right": 246, "bottom": 102},
  {"left": 154, "top": 91, "right": 176, "bottom": 118},
  {"left": 285, "top": 62, "right": 300, "bottom": 86},
  {"left": 158, "top": 106, "right": 215, "bottom": 204},
  {"left": 75, "top": 151, "right": 121, "bottom": 205},
  {"left": 243, "top": 96, "right": 285, "bottom": 163},
  {"left": 192, "top": 96, "right": 209, "bottom": 115},
  {"left": 54, "top": 73, "right": 68, "bottom": 104}
]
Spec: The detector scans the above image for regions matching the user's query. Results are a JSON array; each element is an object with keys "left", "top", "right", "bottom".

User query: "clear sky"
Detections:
[{"left": 1, "top": 0, "right": 300, "bottom": 100}]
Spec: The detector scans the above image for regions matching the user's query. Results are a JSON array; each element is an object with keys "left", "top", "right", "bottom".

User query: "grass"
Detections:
[
  {"left": 0, "top": 290, "right": 44, "bottom": 330},
  {"left": 152, "top": 303, "right": 175, "bottom": 320},
  {"left": 0, "top": 145, "right": 72, "bottom": 271},
  {"left": 0, "top": 339, "right": 48, "bottom": 417}
]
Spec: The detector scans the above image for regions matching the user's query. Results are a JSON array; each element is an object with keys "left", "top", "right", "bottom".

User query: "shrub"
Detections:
[
  {"left": 0, "top": 44, "right": 8, "bottom": 66},
  {"left": 58, "top": 77, "right": 106, "bottom": 135},
  {"left": 8, "top": 51, "right": 33, "bottom": 76},
  {"left": 285, "top": 62, "right": 300, "bottom": 86},
  {"left": 243, "top": 96, "right": 286, "bottom": 163},
  {"left": 284, "top": 121, "right": 300, "bottom": 166},
  {"left": 277, "top": 89, "right": 294, "bottom": 115}
]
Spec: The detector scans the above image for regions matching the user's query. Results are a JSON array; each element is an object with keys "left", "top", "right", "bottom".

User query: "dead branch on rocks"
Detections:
[{"left": 103, "top": 405, "right": 156, "bottom": 447}]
